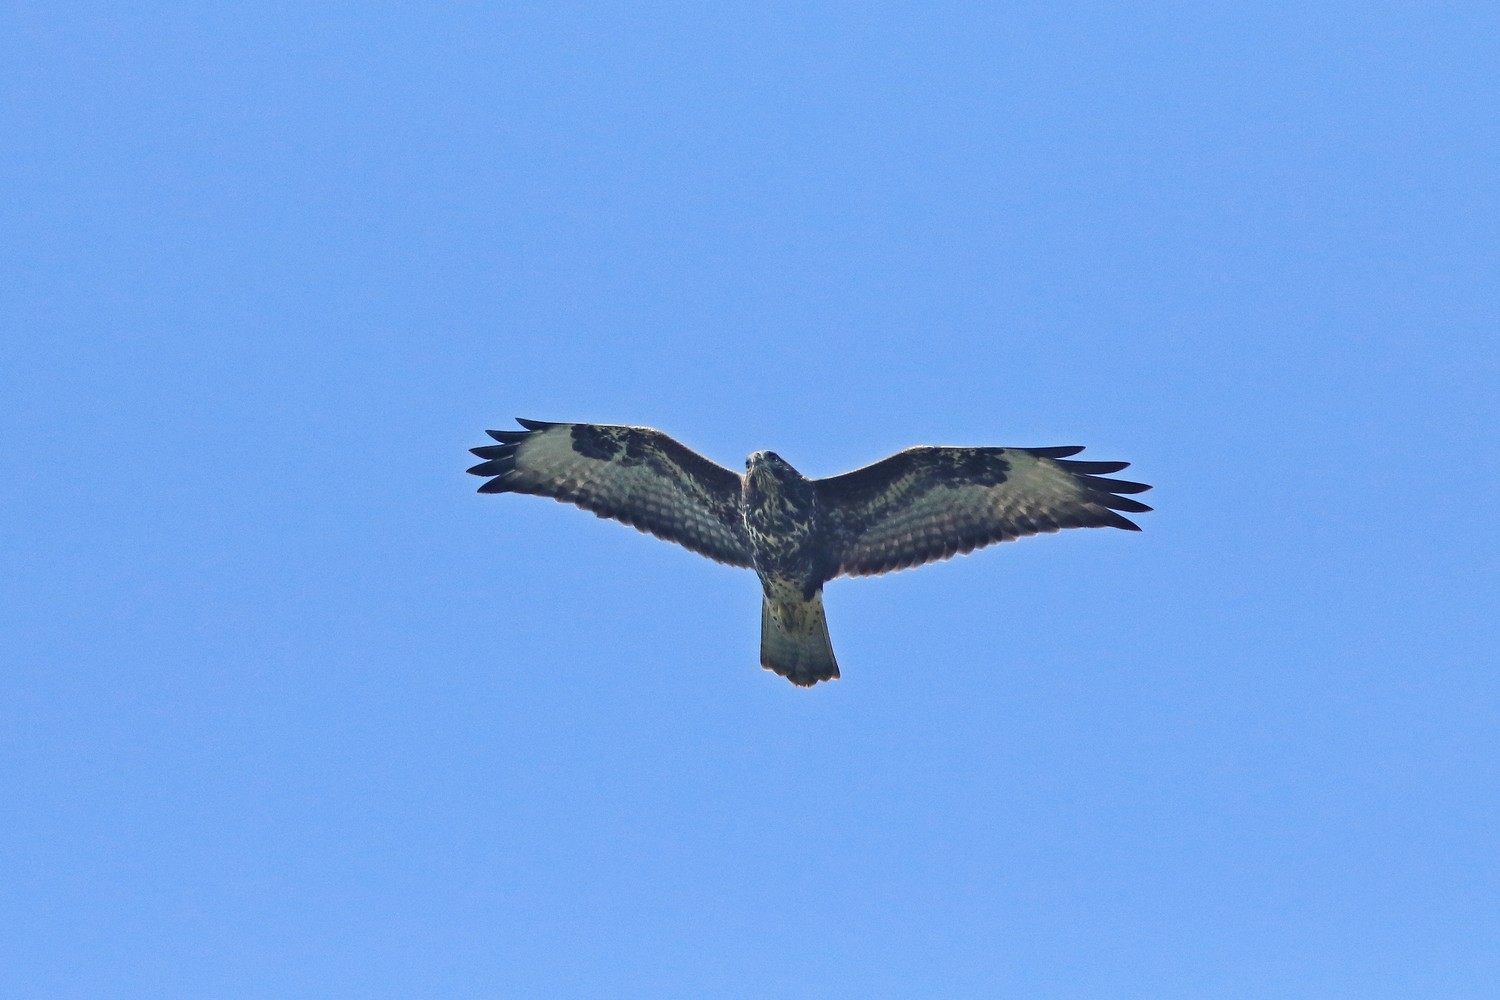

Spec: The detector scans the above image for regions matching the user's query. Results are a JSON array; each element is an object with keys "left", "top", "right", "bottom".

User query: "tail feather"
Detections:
[{"left": 760, "top": 592, "right": 840, "bottom": 687}]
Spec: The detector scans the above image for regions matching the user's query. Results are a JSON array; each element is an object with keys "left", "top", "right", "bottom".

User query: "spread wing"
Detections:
[
  {"left": 815, "top": 445, "right": 1151, "bottom": 578},
  {"left": 467, "top": 419, "right": 753, "bottom": 567}
]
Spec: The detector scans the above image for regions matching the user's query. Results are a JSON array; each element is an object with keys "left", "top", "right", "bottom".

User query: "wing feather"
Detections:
[
  {"left": 815, "top": 445, "right": 1150, "bottom": 578},
  {"left": 467, "top": 419, "right": 752, "bottom": 567}
]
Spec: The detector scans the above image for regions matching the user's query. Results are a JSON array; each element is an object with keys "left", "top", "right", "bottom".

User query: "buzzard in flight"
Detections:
[{"left": 468, "top": 420, "right": 1151, "bottom": 687}]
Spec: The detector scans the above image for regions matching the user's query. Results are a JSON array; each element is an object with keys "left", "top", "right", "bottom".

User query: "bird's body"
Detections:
[
  {"left": 468, "top": 419, "right": 1151, "bottom": 686},
  {"left": 742, "top": 452, "right": 839, "bottom": 684}
]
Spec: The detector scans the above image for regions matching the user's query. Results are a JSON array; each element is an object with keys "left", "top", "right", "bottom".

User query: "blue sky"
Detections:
[{"left": 5, "top": 3, "right": 1498, "bottom": 997}]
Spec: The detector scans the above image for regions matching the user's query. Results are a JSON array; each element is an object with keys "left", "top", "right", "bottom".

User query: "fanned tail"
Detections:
[{"left": 760, "top": 592, "right": 840, "bottom": 687}]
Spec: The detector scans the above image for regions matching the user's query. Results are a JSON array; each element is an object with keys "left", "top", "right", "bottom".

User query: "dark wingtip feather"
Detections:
[
  {"left": 1094, "top": 494, "right": 1153, "bottom": 513},
  {"left": 1056, "top": 459, "right": 1131, "bottom": 474},
  {"left": 476, "top": 477, "right": 514, "bottom": 494},
  {"left": 515, "top": 417, "right": 559, "bottom": 430},
  {"left": 1026, "top": 445, "right": 1086, "bottom": 458},
  {"left": 467, "top": 456, "right": 516, "bottom": 477},
  {"left": 472, "top": 423, "right": 533, "bottom": 486},
  {"left": 1101, "top": 511, "right": 1142, "bottom": 531},
  {"left": 470, "top": 430, "right": 521, "bottom": 484},
  {"left": 1076, "top": 473, "right": 1153, "bottom": 494}
]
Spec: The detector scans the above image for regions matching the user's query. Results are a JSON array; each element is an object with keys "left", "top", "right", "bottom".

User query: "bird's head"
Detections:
[
  {"left": 745, "top": 451, "right": 808, "bottom": 498},
  {"left": 746, "top": 451, "right": 790, "bottom": 476}
]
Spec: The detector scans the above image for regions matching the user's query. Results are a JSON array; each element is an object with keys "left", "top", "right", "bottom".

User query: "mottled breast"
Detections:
[{"left": 742, "top": 460, "right": 821, "bottom": 584}]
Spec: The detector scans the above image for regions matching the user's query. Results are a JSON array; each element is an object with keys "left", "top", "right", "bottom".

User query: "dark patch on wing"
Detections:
[
  {"left": 815, "top": 445, "right": 1151, "bottom": 578},
  {"left": 468, "top": 419, "right": 753, "bottom": 567},
  {"left": 566, "top": 423, "right": 663, "bottom": 467},
  {"left": 944, "top": 448, "right": 1010, "bottom": 483},
  {"left": 570, "top": 424, "right": 621, "bottom": 461}
]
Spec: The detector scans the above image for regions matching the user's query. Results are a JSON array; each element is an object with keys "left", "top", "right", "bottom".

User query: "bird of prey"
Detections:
[{"left": 468, "top": 419, "right": 1151, "bottom": 687}]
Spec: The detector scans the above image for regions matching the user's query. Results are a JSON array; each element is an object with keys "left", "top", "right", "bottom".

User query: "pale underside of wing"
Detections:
[
  {"left": 467, "top": 419, "right": 753, "bottom": 567},
  {"left": 815, "top": 445, "right": 1151, "bottom": 578}
]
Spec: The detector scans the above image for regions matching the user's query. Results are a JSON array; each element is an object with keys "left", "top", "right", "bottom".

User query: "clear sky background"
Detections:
[{"left": 5, "top": 3, "right": 1498, "bottom": 998}]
